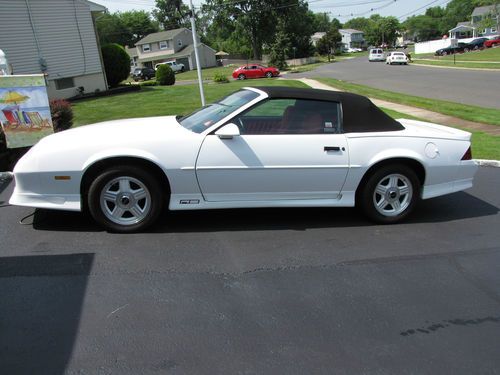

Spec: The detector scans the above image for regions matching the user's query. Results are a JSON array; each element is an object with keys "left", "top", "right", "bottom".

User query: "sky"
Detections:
[{"left": 93, "top": 0, "right": 453, "bottom": 22}]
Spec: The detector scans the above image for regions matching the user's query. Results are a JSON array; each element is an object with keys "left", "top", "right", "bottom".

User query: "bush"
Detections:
[
  {"left": 101, "top": 43, "right": 130, "bottom": 88},
  {"left": 155, "top": 64, "right": 175, "bottom": 86},
  {"left": 49, "top": 99, "right": 73, "bottom": 132},
  {"left": 213, "top": 72, "right": 229, "bottom": 83}
]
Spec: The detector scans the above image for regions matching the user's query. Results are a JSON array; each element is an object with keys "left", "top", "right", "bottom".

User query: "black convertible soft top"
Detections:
[{"left": 252, "top": 86, "right": 404, "bottom": 133}]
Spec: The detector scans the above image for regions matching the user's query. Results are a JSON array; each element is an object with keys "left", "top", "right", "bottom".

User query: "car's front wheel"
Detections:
[
  {"left": 88, "top": 166, "right": 164, "bottom": 232},
  {"left": 359, "top": 164, "right": 420, "bottom": 224},
  {"left": 266, "top": 71, "right": 273, "bottom": 78}
]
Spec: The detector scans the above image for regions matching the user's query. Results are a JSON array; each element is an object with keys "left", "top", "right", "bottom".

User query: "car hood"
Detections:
[{"left": 40, "top": 116, "right": 190, "bottom": 147}]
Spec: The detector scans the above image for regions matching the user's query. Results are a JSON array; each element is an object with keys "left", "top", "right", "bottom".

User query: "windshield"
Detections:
[{"left": 178, "top": 89, "right": 260, "bottom": 133}]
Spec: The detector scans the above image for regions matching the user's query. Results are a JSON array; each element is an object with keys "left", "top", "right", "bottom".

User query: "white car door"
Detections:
[{"left": 196, "top": 98, "right": 350, "bottom": 202}]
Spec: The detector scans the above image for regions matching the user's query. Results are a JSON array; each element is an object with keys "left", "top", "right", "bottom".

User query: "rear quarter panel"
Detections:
[{"left": 343, "top": 133, "right": 471, "bottom": 197}]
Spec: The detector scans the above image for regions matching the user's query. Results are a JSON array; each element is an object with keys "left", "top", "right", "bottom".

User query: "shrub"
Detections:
[
  {"left": 49, "top": 99, "right": 73, "bottom": 132},
  {"left": 101, "top": 43, "right": 130, "bottom": 88},
  {"left": 213, "top": 72, "right": 229, "bottom": 83},
  {"left": 156, "top": 64, "right": 175, "bottom": 86}
]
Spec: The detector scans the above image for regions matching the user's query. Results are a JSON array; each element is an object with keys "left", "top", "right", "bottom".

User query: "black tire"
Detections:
[
  {"left": 358, "top": 164, "right": 420, "bottom": 224},
  {"left": 464, "top": 48, "right": 469, "bottom": 53},
  {"left": 266, "top": 71, "right": 273, "bottom": 78},
  {"left": 87, "top": 166, "right": 164, "bottom": 232},
  {"left": 442, "top": 51, "right": 447, "bottom": 56},
  {"left": 238, "top": 74, "right": 246, "bottom": 80},
  {"left": 180, "top": 66, "right": 185, "bottom": 72}
]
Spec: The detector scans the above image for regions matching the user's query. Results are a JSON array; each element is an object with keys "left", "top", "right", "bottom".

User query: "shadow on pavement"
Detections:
[
  {"left": 30, "top": 191, "right": 498, "bottom": 233},
  {"left": 0, "top": 253, "right": 94, "bottom": 374}
]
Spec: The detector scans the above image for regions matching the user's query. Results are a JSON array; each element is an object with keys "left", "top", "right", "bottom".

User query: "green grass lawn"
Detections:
[
  {"left": 380, "top": 108, "right": 500, "bottom": 160},
  {"left": 315, "top": 77, "right": 500, "bottom": 126},
  {"left": 175, "top": 65, "right": 237, "bottom": 81},
  {"left": 72, "top": 79, "right": 308, "bottom": 126},
  {"left": 413, "top": 46, "right": 500, "bottom": 69}
]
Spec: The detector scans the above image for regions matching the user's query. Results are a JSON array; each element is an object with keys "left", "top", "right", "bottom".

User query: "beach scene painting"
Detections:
[{"left": 0, "top": 74, "right": 54, "bottom": 148}]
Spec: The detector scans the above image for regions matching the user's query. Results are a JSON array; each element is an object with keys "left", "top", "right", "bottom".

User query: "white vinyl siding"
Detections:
[{"left": 0, "top": 0, "right": 103, "bottom": 78}]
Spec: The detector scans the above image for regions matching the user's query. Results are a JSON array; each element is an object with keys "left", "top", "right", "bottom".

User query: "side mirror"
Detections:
[{"left": 215, "top": 123, "right": 240, "bottom": 139}]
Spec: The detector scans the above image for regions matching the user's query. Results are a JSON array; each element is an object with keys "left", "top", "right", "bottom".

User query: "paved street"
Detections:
[
  {"left": 297, "top": 56, "right": 500, "bottom": 109},
  {"left": 0, "top": 167, "right": 499, "bottom": 374}
]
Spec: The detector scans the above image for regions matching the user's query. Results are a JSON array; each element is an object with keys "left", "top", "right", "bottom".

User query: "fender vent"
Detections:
[{"left": 461, "top": 146, "right": 472, "bottom": 160}]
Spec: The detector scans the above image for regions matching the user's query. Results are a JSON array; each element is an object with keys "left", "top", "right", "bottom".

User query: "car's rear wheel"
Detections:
[
  {"left": 266, "top": 71, "right": 273, "bottom": 78},
  {"left": 464, "top": 48, "right": 470, "bottom": 53},
  {"left": 88, "top": 166, "right": 164, "bottom": 232},
  {"left": 238, "top": 74, "right": 246, "bottom": 80},
  {"left": 442, "top": 51, "right": 447, "bottom": 56},
  {"left": 359, "top": 164, "right": 420, "bottom": 224}
]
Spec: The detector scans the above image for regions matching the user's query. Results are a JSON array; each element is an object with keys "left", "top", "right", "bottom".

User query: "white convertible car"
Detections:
[{"left": 10, "top": 87, "right": 477, "bottom": 232}]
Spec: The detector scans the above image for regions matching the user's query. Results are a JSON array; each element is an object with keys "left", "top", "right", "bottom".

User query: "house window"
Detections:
[
  {"left": 177, "top": 39, "right": 182, "bottom": 47},
  {"left": 159, "top": 40, "right": 169, "bottom": 50},
  {"left": 492, "top": 27, "right": 497, "bottom": 33},
  {"left": 142, "top": 43, "right": 151, "bottom": 52},
  {"left": 55, "top": 77, "right": 75, "bottom": 90}
]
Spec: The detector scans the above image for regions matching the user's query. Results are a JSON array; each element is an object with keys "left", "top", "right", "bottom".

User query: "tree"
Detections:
[
  {"left": 96, "top": 11, "right": 159, "bottom": 47},
  {"left": 202, "top": 0, "right": 275, "bottom": 59},
  {"left": 268, "top": 19, "right": 290, "bottom": 69},
  {"left": 153, "top": 0, "right": 191, "bottom": 30},
  {"left": 96, "top": 13, "right": 132, "bottom": 47},
  {"left": 120, "top": 11, "right": 159, "bottom": 45},
  {"left": 343, "top": 17, "right": 372, "bottom": 32},
  {"left": 312, "top": 12, "right": 331, "bottom": 32},
  {"left": 316, "top": 25, "right": 341, "bottom": 60},
  {"left": 101, "top": 44, "right": 130, "bottom": 87}
]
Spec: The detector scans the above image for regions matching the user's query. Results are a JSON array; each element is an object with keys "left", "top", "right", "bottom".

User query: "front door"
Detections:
[{"left": 196, "top": 98, "right": 349, "bottom": 202}]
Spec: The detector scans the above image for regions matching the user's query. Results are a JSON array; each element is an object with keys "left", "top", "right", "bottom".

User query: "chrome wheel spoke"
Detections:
[
  {"left": 399, "top": 185, "right": 410, "bottom": 196},
  {"left": 103, "top": 191, "right": 118, "bottom": 202},
  {"left": 389, "top": 176, "right": 399, "bottom": 188},
  {"left": 375, "top": 185, "right": 387, "bottom": 196},
  {"left": 376, "top": 197, "right": 389, "bottom": 210},
  {"left": 112, "top": 206, "right": 125, "bottom": 219},
  {"left": 133, "top": 188, "right": 147, "bottom": 201},
  {"left": 119, "top": 178, "right": 131, "bottom": 193},
  {"left": 129, "top": 206, "right": 143, "bottom": 219},
  {"left": 392, "top": 199, "right": 401, "bottom": 211}
]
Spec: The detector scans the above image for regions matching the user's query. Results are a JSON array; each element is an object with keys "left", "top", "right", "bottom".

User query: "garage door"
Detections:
[{"left": 176, "top": 57, "right": 190, "bottom": 71}]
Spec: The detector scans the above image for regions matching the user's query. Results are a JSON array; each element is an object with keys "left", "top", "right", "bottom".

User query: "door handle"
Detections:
[{"left": 324, "top": 146, "right": 341, "bottom": 151}]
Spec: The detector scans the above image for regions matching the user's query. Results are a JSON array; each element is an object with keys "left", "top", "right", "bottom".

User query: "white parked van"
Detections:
[{"left": 369, "top": 48, "right": 385, "bottom": 62}]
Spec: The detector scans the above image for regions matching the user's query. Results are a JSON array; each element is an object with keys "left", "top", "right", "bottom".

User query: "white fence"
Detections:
[{"left": 415, "top": 37, "right": 478, "bottom": 54}]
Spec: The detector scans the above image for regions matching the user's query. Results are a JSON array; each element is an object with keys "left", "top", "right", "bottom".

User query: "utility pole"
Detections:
[{"left": 187, "top": 0, "right": 205, "bottom": 106}]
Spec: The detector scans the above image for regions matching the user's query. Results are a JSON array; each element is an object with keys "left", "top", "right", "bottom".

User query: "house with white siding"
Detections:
[
  {"left": 0, "top": 0, "right": 108, "bottom": 99},
  {"left": 130, "top": 28, "right": 216, "bottom": 71},
  {"left": 339, "top": 29, "right": 366, "bottom": 50}
]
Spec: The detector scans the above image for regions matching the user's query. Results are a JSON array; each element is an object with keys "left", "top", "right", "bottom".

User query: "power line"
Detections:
[{"left": 397, "top": 0, "right": 451, "bottom": 20}]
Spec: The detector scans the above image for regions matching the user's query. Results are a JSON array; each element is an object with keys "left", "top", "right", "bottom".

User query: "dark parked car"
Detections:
[
  {"left": 435, "top": 43, "right": 471, "bottom": 56},
  {"left": 132, "top": 67, "right": 156, "bottom": 81},
  {"left": 466, "top": 37, "right": 489, "bottom": 50}
]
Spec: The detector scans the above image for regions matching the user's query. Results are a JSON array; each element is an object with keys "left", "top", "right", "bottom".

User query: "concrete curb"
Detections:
[
  {"left": 474, "top": 159, "right": 500, "bottom": 167},
  {"left": 411, "top": 63, "right": 500, "bottom": 72}
]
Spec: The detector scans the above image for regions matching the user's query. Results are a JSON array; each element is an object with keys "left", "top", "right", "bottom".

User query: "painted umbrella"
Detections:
[{"left": 0, "top": 90, "right": 29, "bottom": 104}]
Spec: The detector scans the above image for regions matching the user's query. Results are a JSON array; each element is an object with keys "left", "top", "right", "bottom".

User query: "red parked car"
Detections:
[
  {"left": 232, "top": 65, "right": 280, "bottom": 80},
  {"left": 484, "top": 37, "right": 500, "bottom": 48}
]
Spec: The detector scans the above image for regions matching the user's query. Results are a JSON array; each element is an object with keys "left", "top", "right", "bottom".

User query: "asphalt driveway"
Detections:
[
  {"left": 0, "top": 167, "right": 499, "bottom": 374},
  {"left": 297, "top": 56, "right": 500, "bottom": 109}
]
